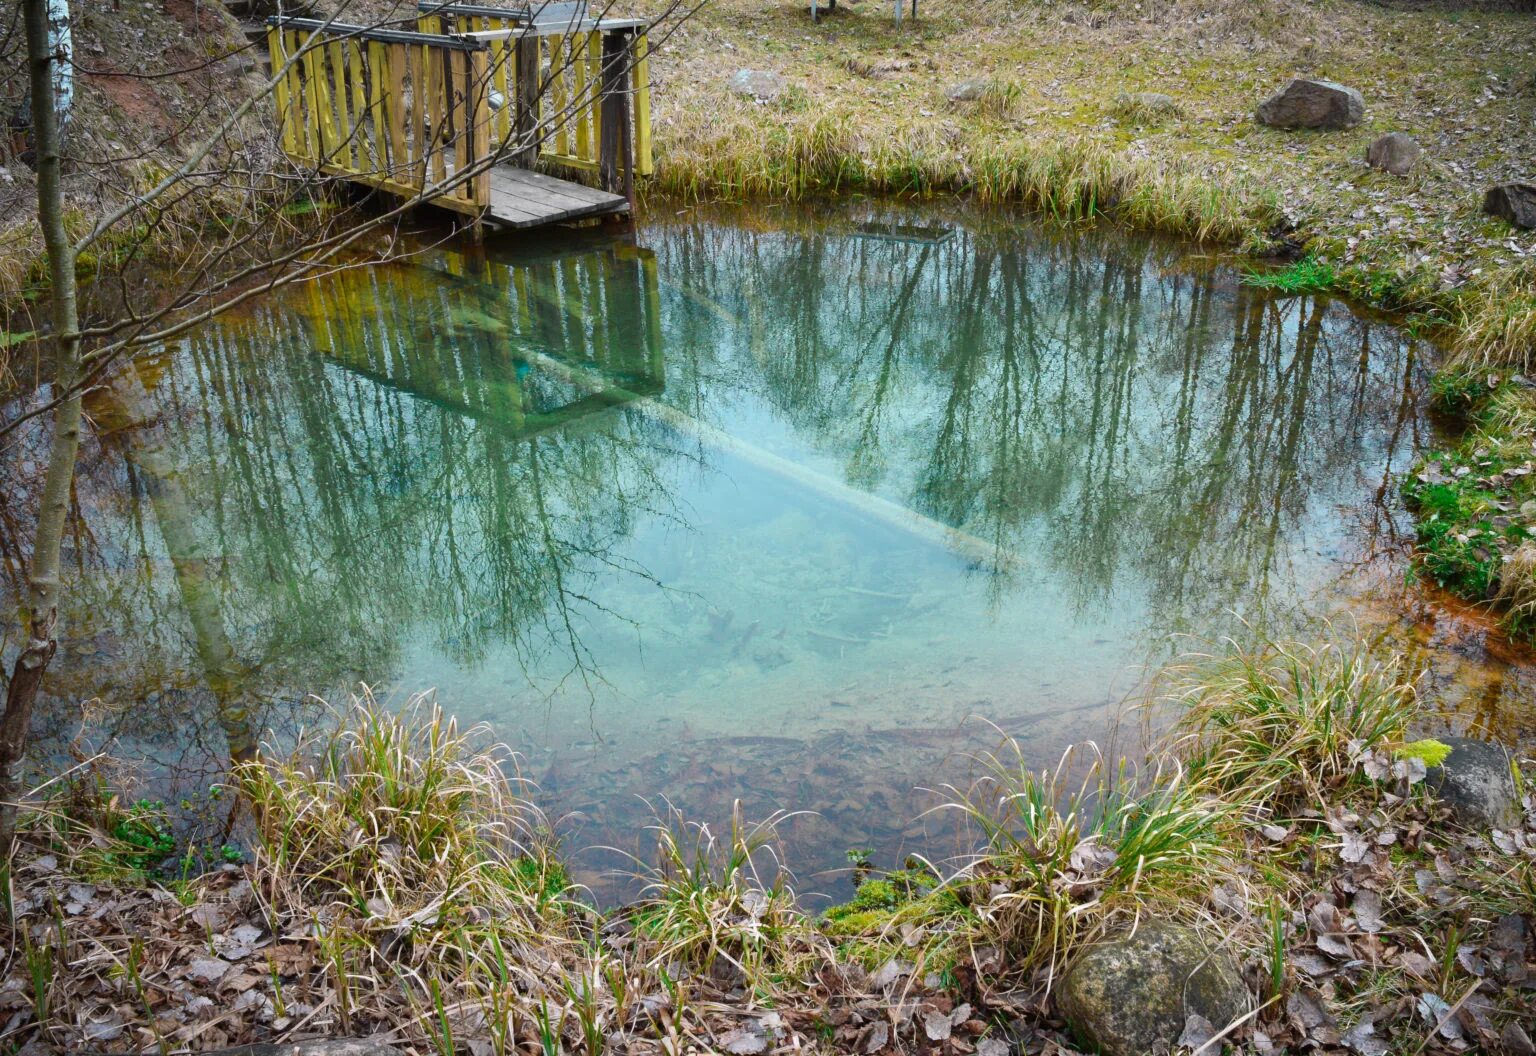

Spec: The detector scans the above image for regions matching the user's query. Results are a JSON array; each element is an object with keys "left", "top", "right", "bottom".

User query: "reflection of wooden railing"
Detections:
[
  {"left": 265, "top": 11, "right": 651, "bottom": 219},
  {"left": 299, "top": 242, "right": 665, "bottom": 437}
]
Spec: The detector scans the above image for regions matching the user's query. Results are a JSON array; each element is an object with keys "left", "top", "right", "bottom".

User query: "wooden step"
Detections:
[{"left": 484, "top": 166, "right": 629, "bottom": 229}]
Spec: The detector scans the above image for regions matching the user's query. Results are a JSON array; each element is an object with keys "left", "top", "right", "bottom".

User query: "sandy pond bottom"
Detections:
[{"left": 6, "top": 200, "right": 1534, "bottom": 901}]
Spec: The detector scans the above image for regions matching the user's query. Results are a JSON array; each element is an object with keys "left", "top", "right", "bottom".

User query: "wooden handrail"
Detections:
[{"left": 265, "top": 16, "right": 490, "bottom": 50}]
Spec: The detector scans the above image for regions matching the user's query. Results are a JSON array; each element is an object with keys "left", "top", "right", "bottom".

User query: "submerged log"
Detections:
[{"left": 516, "top": 346, "right": 1023, "bottom": 577}]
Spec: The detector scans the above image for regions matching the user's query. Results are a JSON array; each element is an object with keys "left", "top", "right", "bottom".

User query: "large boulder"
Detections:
[
  {"left": 1427, "top": 736, "right": 1522, "bottom": 830},
  {"left": 729, "top": 69, "right": 786, "bottom": 103},
  {"left": 1058, "top": 921, "right": 1251, "bottom": 1056},
  {"left": 1256, "top": 79, "right": 1364, "bottom": 130},
  {"left": 1483, "top": 183, "right": 1536, "bottom": 230},
  {"left": 1366, "top": 133, "right": 1421, "bottom": 176}
]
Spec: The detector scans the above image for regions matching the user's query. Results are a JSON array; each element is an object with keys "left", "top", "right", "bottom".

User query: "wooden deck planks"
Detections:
[{"left": 484, "top": 165, "right": 628, "bottom": 228}]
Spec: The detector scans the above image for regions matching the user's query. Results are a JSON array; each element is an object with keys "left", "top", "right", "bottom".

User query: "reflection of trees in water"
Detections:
[
  {"left": 0, "top": 211, "right": 1437, "bottom": 824},
  {"left": 652, "top": 214, "right": 1425, "bottom": 625},
  {"left": 1, "top": 240, "right": 677, "bottom": 788}
]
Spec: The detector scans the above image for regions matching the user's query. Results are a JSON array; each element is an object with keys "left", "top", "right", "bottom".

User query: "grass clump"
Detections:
[
  {"left": 818, "top": 743, "right": 1229, "bottom": 989},
  {"left": 1453, "top": 263, "right": 1536, "bottom": 370},
  {"left": 1167, "top": 634, "right": 1417, "bottom": 814},
  {"left": 237, "top": 692, "right": 568, "bottom": 918},
  {"left": 1240, "top": 254, "right": 1337, "bottom": 294},
  {"left": 627, "top": 803, "right": 806, "bottom": 983},
  {"left": 947, "top": 745, "right": 1224, "bottom": 982}
]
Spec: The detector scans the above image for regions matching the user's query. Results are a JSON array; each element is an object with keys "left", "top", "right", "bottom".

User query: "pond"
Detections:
[{"left": 4, "top": 201, "right": 1533, "bottom": 899}]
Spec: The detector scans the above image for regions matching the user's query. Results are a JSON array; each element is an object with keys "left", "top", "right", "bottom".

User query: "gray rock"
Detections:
[
  {"left": 1427, "top": 736, "right": 1522, "bottom": 830},
  {"left": 1366, "top": 132, "right": 1421, "bottom": 176},
  {"left": 1483, "top": 182, "right": 1536, "bottom": 230},
  {"left": 1255, "top": 79, "right": 1364, "bottom": 130},
  {"left": 728, "top": 69, "right": 786, "bottom": 103},
  {"left": 1058, "top": 921, "right": 1251, "bottom": 1056},
  {"left": 946, "top": 78, "right": 989, "bottom": 102}
]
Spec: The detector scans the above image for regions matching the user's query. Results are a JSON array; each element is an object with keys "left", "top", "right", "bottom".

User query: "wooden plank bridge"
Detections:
[{"left": 265, "top": 1, "right": 653, "bottom": 229}]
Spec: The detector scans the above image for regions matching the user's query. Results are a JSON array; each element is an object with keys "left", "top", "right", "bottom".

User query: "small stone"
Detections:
[
  {"left": 1427, "top": 735, "right": 1522, "bottom": 830},
  {"left": 1058, "top": 921, "right": 1251, "bottom": 1056},
  {"left": 729, "top": 69, "right": 785, "bottom": 102},
  {"left": 1256, "top": 79, "right": 1365, "bottom": 130},
  {"left": 1482, "top": 182, "right": 1536, "bottom": 230},
  {"left": 946, "top": 78, "right": 989, "bottom": 102},
  {"left": 1366, "top": 133, "right": 1421, "bottom": 176},
  {"left": 1116, "top": 91, "right": 1180, "bottom": 117}
]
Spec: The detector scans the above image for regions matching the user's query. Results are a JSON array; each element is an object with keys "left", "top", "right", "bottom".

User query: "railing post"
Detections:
[
  {"left": 469, "top": 47, "right": 492, "bottom": 212},
  {"left": 512, "top": 32, "right": 540, "bottom": 168},
  {"left": 597, "top": 27, "right": 634, "bottom": 204}
]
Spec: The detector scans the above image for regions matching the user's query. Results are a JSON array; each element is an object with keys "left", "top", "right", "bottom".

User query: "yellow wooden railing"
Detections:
[
  {"left": 267, "top": 20, "right": 493, "bottom": 214},
  {"left": 416, "top": 2, "right": 652, "bottom": 177},
  {"left": 265, "top": 11, "right": 652, "bottom": 218}
]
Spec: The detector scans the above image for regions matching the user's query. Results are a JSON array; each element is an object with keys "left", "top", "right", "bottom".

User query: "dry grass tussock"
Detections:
[
  {"left": 3, "top": 645, "right": 1534, "bottom": 1054},
  {"left": 1452, "top": 263, "right": 1536, "bottom": 371},
  {"left": 1163, "top": 634, "right": 1419, "bottom": 814}
]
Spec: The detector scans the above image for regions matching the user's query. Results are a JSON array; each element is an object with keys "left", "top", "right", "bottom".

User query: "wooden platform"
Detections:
[{"left": 485, "top": 167, "right": 630, "bottom": 228}]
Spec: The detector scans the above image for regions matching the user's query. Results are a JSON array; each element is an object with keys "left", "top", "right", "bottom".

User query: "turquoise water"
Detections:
[{"left": 2, "top": 202, "right": 1471, "bottom": 893}]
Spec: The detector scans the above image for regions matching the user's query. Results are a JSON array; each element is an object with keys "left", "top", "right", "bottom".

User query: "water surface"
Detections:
[{"left": 5, "top": 202, "right": 1530, "bottom": 896}]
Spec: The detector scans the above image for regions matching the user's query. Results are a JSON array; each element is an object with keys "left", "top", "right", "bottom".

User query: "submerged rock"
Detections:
[
  {"left": 1255, "top": 79, "right": 1364, "bottom": 130},
  {"left": 1427, "top": 735, "right": 1522, "bottom": 830},
  {"left": 1058, "top": 921, "right": 1250, "bottom": 1056},
  {"left": 729, "top": 69, "right": 786, "bottom": 102},
  {"left": 1366, "top": 133, "right": 1421, "bottom": 176},
  {"left": 1483, "top": 182, "right": 1536, "bottom": 230}
]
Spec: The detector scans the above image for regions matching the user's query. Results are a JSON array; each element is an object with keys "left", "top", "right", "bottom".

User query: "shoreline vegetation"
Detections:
[{"left": 4, "top": 638, "right": 1534, "bottom": 1054}]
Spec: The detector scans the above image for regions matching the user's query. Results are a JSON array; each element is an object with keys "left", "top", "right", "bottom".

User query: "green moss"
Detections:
[
  {"left": 821, "top": 908, "right": 892, "bottom": 937},
  {"left": 509, "top": 855, "right": 569, "bottom": 903},
  {"left": 1395, "top": 739, "right": 1453, "bottom": 768}
]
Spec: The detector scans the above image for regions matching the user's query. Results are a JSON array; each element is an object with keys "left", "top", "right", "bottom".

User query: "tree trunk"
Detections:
[{"left": 0, "top": 0, "right": 83, "bottom": 850}]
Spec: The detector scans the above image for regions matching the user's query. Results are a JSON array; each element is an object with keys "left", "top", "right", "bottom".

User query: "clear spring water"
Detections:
[{"left": 5, "top": 201, "right": 1531, "bottom": 897}]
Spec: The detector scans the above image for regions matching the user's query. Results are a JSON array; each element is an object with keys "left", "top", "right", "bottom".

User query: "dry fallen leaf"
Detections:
[
  {"left": 1178, "top": 1013, "right": 1217, "bottom": 1052},
  {"left": 185, "top": 958, "right": 231, "bottom": 984},
  {"left": 860, "top": 1020, "right": 890, "bottom": 1054},
  {"left": 1352, "top": 890, "right": 1383, "bottom": 933},
  {"left": 721, "top": 1027, "right": 768, "bottom": 1054},
  {"left": 1341, "top": 1016, "right": 1389, "bottom": 1056}
]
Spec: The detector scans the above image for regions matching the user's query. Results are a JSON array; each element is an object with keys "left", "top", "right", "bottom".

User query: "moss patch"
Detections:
[{"left": 1404, "top": 369, "right": 1536, "bottom": 638}]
